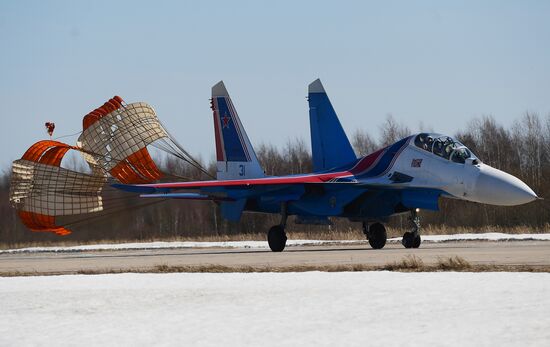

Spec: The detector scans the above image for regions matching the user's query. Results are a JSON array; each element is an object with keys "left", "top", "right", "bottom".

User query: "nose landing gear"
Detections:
[{"left": 402, "top": 209, "right": 421, "bottom": 248}]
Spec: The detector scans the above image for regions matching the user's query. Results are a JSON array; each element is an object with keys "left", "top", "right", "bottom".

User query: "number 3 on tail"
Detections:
[{"left": 239, "top": 164, "right": 245, "bottom": 176}]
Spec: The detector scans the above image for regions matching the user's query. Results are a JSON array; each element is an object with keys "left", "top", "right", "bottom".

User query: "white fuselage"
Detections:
[{"left": 389, "top": 140, "right": 537, "bottom": 206}]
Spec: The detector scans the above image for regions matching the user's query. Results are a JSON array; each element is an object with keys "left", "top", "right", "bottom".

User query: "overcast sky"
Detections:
[{"left": 1, "top": 0, "right": 549, "bottom": 169}]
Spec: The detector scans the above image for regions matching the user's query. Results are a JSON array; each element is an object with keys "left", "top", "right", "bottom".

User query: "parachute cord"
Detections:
[
  {"left": 72, "top": 102, "right": 215, "bottom": 181},
  {"left": 61, "top": 198, "right": 169, "bottom": 229},
  {"left": 74, "top": 143, "right": 211, "bottom": 183},
  {"left": 151, "top": 140, "right": 215, "bottom": 180},
  {"left": 115, "top": 103, "right": 215, "bottom": 180},
  {"left": 157, "top": 138, "right": 214, "bottom": 179},
  {"left": 54, "top": 130, "right": 83, "bottom": 141},
  {"left": 154, "top": 118, "right": 215, "bottom": 179}
]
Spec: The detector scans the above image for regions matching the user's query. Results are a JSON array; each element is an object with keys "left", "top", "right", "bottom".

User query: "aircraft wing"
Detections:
[
  {"left": 112, "top": 169, "right": 434, "bottom": 198},
  {"left": 113, "top": 172, "right": 351, "bottom": 195},
  {"left": 113, "top": 173, "right": 354, "bottom": 221},
  {"left": 113, "top": 172, "right": 444, "bottom": 221}
]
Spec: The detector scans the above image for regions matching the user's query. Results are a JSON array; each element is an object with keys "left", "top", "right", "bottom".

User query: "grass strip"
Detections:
[{"left": 2, "top": 256, "right": 550, "bottom": 277}]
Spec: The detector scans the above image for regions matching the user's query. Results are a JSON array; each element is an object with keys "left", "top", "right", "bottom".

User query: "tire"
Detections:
[
  {"left": 402, "top": 232, "right": 415, "bottom": 248},
  {"left": 368, "top": 223, "right": 387, "bottom": 249},
  {"left": 412, "top": 234, "right": 421, "bottom": 248},
  {"left": 268, "top": 225, "right": 287, "bottom": 252}
]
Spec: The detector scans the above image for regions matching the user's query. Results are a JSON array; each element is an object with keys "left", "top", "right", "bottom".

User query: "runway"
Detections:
[{"left": 1, "top": 240, "right": 549, "bottom": 275}]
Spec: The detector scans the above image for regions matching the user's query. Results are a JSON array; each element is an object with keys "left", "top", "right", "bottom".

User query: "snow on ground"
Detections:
[
  {"left": 1, "top": 233, "right": 549, "bottom": 254},
  {"left": 0, "top": 240, "right": 360, "bottom": 254},
  {"left": 390, "top": 232, "right": 550, "bottom": 242},
  {"left": 0, "top": 272, "right": 549, "bottom": 347}
]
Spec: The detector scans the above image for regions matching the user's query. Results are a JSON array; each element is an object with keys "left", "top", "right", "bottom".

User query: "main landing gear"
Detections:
[
  {"left": 363, "top": 222, "right": 387, "bottom": 249},
  {"left": 267, "top": 203, "right": 288, "bottom": 252},
  {"left": 402, "top": 209, "right": 421, "bottom": 248}
]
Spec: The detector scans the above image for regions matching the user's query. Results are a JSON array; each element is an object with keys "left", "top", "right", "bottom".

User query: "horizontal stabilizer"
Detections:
[
  {"left": 111, "top": 183, "right": 158, "bottom": 194},
  {"left": 140, "top": 193, "right": 233, "bottom": 201}
]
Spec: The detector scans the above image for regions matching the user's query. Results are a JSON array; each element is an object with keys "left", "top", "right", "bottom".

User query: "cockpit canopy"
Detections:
[{"left": 413, "top": 133, "right": 477, "bottom": 164}]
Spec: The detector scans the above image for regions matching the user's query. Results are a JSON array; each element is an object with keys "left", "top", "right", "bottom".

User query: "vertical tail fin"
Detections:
[
  {"left": 211, "top": 81, "right": 265, "bottom": 180},
  {"left": 308, "top": 79, "right": 356, "bottom": 172}
]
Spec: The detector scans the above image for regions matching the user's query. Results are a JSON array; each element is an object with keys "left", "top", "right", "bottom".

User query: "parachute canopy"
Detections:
[
  {"left": 10, "top": 140, "right": 107, "bottom": 236},
  {"left": 78, "top": 98, "right": 167, "bottom": 184},
  {"left": 10, "top": 95, "right": 212, "bottom": 236}
]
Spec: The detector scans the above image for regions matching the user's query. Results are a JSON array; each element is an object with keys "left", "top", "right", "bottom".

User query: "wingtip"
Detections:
[
  {"left": 308, "top": 78, "right": 325, "bottom": 93},
  {"left": 212, "top": 80, "right": 229, "bottom": 97}
]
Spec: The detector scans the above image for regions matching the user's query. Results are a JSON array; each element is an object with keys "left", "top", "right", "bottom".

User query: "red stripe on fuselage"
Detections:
[
  {"left": 141, "top": 147, "right": 397, "bottom": 190},
  {"left": 141, "top": 170, "right": 352, "bottom": 189},
  {"left": 349, "top": 148, "right": 385, "bottom": 175}
]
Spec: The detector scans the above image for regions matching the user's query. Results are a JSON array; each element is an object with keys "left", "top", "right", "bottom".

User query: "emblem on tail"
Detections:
[{"left": 211, "top": 81, "right": 265, "bottom": 180}]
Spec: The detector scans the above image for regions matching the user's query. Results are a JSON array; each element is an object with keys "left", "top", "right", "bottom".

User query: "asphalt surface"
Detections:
[{"left": 1, "top": 240, "right": 549, "bottom": 275}]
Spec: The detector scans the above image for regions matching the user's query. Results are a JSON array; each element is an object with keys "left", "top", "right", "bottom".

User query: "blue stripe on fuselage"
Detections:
[
  {"left": 356, "top": 137, "right": 410, "bottom": 178},
  {"left": 215, "top": 96, "right": 248, "bottom": 162}
]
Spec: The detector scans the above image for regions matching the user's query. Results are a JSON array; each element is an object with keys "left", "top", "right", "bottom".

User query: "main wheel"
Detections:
[
  {"left": 367, "top": 222, "right": 387, "bottom": 249},
  {"left": 268, "top": 225, "right": 287, "bottom": 252},
  {"left": 412, "top": 234, "right": 421, "bottom": 248}
]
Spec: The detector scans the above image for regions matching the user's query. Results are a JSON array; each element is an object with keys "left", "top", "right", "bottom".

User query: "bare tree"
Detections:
[
  {"left": 379, "top": 114, "right": 411, "bottom": 146},
  {"left": 352, "top": 129, "right": 378, "bottom": 156},
  {"left": 2, "top": 112, "right": 549, "bottom": 246},
  {"left": 282, "top": 138, "right": 312, "bottom": 174},
  {"left": 511, "top": 113, "right": 544, "bottom": 188},
  {"left": 456, "top": 115, "right": 516, "bottom": 172}
]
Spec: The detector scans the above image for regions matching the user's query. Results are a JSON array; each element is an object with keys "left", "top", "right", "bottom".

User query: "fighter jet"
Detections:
[{"left": 118, "top": 79, "right": 539, "bottom": 251}]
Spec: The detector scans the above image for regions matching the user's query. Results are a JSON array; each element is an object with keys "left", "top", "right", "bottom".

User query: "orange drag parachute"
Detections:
[
  {"left": 77, "top": 97, "right": 168, "bottom": 184},
  {"left": 10, "top": 95, "right": 211, "bottom": 235},
  {"left": 9, "top": 140, "right": 107, "bottom": 235}
]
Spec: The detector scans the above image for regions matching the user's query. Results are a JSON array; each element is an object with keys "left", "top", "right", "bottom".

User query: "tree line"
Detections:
[{"left": 1, "top": 113, "right": 549, "bottom": 245}]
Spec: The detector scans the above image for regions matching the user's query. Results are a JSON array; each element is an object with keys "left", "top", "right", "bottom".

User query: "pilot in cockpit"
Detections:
[
  {"left": 414, "top": 133, "right": 476, "bottom": 164},
  {"left": 424, "top": 136, "right": 434, "bottom": 151},
  {"left": 433, "top": 140, "right": 444, "bottom": 157}
]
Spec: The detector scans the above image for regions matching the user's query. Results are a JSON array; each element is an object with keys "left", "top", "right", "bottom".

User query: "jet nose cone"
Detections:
[{"left": 474, "top": 164, "right": 538, "bottom": 206}]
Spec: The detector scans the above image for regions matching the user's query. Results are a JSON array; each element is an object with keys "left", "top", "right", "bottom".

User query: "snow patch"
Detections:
[
  {"left": 0, "top": 240, "right": 360, "bottom": 254},
  {"left": 389, "top": 232, "right": 550, "bottom": 242},
  {"left": 0, "top": 272, "right": 549, "bottom": 346}
]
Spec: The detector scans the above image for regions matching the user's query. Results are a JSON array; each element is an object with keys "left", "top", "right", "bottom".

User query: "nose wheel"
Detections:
[
  {"left": 402, "top": 209, "right": 421, "bottom": 248},
  {"left": 363, "top": 222, "right": 387, "bottom": 249},
  {"left": 402, "top": 231, "right": 421, "bottom": 248}
]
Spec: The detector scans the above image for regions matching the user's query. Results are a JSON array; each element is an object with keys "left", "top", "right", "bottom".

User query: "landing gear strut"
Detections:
[
  {"left": 268, "top": 203, "right": 288, "bottom": 252},
  {"left": 402, "top": 209, "right": 421, "bottom": 248},
  {"left": 363, "top": 222, "right": 387, "bottom": 249}
]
